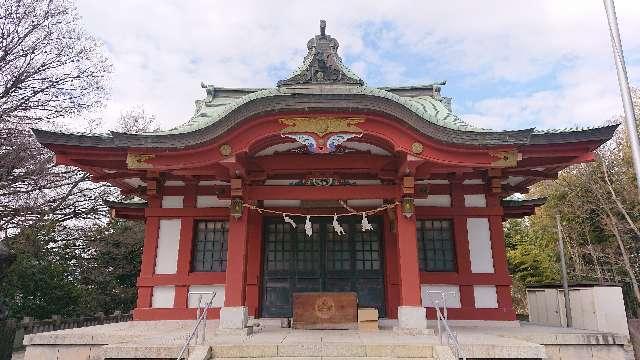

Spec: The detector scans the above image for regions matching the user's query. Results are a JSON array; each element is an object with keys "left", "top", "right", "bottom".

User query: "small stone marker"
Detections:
[{"left": 358, "top": 307, "right": 379, "bottom": 331}]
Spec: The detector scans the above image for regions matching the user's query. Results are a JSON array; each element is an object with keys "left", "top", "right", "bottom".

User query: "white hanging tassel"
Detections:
[
  {"left": 361, "top": 212, "right": 373, "bottom": 231},
  {"left": 332, "top": 214, "right": 345, "bottom": 235},
  {"left": 305, "top": 216, "right": 313, "bottom": 237},
  {"left": 283, "top": 214, "right": 296, "bottom": 228}
]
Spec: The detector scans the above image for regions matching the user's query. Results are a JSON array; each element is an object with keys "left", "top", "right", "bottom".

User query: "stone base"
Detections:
[
  {"left": 219, "top": 306, "right": 249, "bottom": 330},
  {"left": 393, "top": 326, "right": 435, "bottom": 336},
  {"left": 397, "top": 306, "right": 427, "bottom": 330},
  {"left": 215, "top": 327, "right": 253, "bottom": 336}
]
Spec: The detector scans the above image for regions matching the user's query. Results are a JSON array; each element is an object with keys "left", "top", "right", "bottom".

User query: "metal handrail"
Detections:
[
  {"left": 426, "top": 291, "right": 466, "bottom": 360},
  {"left": 176, "top": 291, "right": 217, "bottom": 360}
]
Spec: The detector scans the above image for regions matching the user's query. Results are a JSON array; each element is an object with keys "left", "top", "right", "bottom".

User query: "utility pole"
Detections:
[
  {"left": 603, "top": 0, "right": 640, "bottom": 198},
  {"left": 555, "top": 215, "right": 572, "bottom": 328}
]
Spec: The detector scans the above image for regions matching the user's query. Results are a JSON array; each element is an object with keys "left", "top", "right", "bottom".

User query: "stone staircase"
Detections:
[{"left": 102, "top": 342, "right": 455, "bottom": 360}]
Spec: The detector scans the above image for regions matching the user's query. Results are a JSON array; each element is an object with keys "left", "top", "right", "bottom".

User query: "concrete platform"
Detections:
[{"left": 22, "top": 319, "right": 631, "bottom": 360}]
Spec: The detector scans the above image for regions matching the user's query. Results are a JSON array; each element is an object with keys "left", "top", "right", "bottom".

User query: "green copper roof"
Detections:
[{"left": 148, "top": 85, "right": 488, "bottom": 136}]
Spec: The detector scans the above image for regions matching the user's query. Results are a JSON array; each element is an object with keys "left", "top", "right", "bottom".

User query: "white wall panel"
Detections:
[
  {"left": 420, "top": 284, "right": 461, "bottom": 308},
  {"left": 162, "top": 196, "right": 184, "bottom": 208},
  {"left": 464, "top": 194, "right": 486, "bottom": 207},
  {"left": 346, "top": 199, "right": 383, "bottom": 207},
  {"left": 263, "top": 200, "right": 302, "bottom": 207},
  {"left": 467, "top": 218, "right": 495, "bottom": 273},
  {"left": 196, "top": 195, "right": 231, "bottom": 208},
  {"left": 164, "top": 180, "right": 185, "bottom": 186},
  {"left": 155, "top": 219, "right": 181, "bottom": 274},
  {"left": 188, "top": 285, "right": 225, "bottom": 308},
  {"left": 151, "top": 286, "right": 175, "bottom": 308},
  {"left": 474, "top": 285, "right": 498, "bottom": 308},
  {"left": 415, "top": 195, "right": 451, "bottom": 207}
]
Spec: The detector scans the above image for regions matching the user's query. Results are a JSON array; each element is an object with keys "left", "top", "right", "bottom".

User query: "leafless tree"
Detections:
[
  {"left": 0, "top": 0, "right": 110, "bottom": 127},
  {"left": 0, "top": 0, "right": 111, "bottom": 244}
]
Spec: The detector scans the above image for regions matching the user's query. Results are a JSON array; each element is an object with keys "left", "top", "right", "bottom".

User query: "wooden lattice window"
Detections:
[
  {"left": 354, "top": 222, "right": 381, "bottom": 271},
  {"left": 191, "top": 220, "right": 228, "bottom": 272},
  {"left": 417, "top": 219, "right": 456, "bottom": 272}
]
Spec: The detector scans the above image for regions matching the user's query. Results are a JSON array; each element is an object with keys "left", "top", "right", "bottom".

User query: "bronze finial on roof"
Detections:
[{"left": 277, "top": 20, "right": 364, "bottom": 86}]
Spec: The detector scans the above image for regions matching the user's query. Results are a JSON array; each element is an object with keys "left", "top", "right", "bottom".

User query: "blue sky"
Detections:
[{"left": 74, "top": 0, "right": 640, "bottom": 132}]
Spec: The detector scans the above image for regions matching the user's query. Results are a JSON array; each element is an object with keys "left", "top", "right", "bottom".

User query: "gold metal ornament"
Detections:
[
  {"left": 126, "top": 153, "right": 155, "bottom": 169},
  {"left": 219, "top": 144, "right": 232, "bottom": 157},
  {"left": 411, "top": 142, "right": 424, "bottom": 154},
  {"left": 230, "top": 198, "right": 244, "bottom": 219},
  {"left": 279, "top": 116, "right": 365, "bottom": 137},
  {"left": 489, "top": 150, "right": 520, "bottom": 167},
  {"left": 401, "top": 197, "right": 415, "bottom": 218}
]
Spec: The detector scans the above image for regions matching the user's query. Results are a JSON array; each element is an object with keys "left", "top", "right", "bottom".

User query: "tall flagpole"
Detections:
[{"left": 603, "top": 0, "right": 640, "bottom": 197}]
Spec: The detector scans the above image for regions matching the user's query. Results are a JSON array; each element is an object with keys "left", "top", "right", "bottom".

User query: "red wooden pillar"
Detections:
[
  {"left": 486, "top": 191, "right": 516, "bottom": 320},
  {"left": 488, "top": 206, "right": 516, "bottom": 320},
  {"left": 383, "top": 213, "right": 400, "bottom": 319},
  {"left": 174, "top": 184, "right": 197, "bottom": 309},
  {"left": 395, "top": 205, "right": 422, "bottom": 307},
  {"left": 135, "top": 197, "right": 160, "bottom": 312},
  {"left": 245, "top": 211, "right": 263, "bottom": 317},
  {"left": 224, "top": 206, "right": 249, "bottom": 307},
  {"left": 451, "top": 181, "right": 475, "bottom": 311}
]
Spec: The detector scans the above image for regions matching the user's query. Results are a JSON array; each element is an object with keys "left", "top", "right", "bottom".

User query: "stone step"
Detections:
[
  {"left": 101, "top": 343, "right": 440, "bottom": 359},
  {"left": 210, "top": 343, "right": 435, "bottom": 358}
]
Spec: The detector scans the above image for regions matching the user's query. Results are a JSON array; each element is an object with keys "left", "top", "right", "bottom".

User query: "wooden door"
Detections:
[{"left": 260, "top": 216, "right": 385, "bottom": 318}]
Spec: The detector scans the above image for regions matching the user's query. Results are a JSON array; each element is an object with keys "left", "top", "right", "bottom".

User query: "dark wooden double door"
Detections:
[{"left": 261, "top": 216, "right": 385, "bottom": 318}]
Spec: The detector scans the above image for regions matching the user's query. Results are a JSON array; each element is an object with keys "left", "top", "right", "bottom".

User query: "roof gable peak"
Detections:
[{"left": 277, "top": 20, "right": 364, "bottom": 87}]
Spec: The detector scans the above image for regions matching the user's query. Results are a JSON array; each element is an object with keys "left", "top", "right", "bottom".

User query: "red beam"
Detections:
[
  {"left": 254, "top": 154, "right": 395, "bottom": 173},
  {"left": 247, "top": 185, "right": 398, "bottom": 200},
  {"left": 505, "top": 169, "right": 557, "bottom": 179},
  {"left": 145, "top": 208, "right": 229, "bottom": 217},
  {"left": 415, "top": 207, "right": 503, "bottom": 217}
]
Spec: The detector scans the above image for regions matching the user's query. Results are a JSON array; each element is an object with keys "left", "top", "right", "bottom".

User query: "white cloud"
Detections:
[{"left": 73, "top": 0, "right": 640, "bottom": 132}]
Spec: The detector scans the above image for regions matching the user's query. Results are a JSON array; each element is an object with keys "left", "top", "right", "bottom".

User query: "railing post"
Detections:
[
  {"left": 51, "top": 315, "right": 62, "bottom": 331},
  {"left": 96, "top": 312, "right": 105, "bottom": 326},
  {"left": 21, "top": 317, "right": 32, "bottom": 335}
]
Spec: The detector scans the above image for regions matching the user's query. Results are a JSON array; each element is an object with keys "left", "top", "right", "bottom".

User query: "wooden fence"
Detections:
[
  {"left": 0, "top": 311, "right": 132, "bottom": 360},
  {"left": 0, "top": 319, "right": 16, "bottom": 360}
]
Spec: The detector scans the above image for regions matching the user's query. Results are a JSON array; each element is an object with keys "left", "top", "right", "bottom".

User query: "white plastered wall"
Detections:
[
  {"left": 196, "top": 195, "right": 231, "bottom": 208},
  {"left": 155, "top": 219, "right": 181, "bottom": 274},
  {"left": 474, "top": 285, "right": 498, "bottom": 308},
  {"left": 151, "top": 286, "right": 175, "bottom": 308},
  {"left": 420, "top": 284, "right": 461, "bottom": 308},
  {"left": 464, "top": 194, "right": 486, "bottom": 207},
  {"left": 188, "top": 285, "right": 226, "bottom": 308},
  {"left": 416, "top": 195, "right": 451, "bottom": 207},
  {"left": 467, "top": 218, "right": 495, "bottom": 273},
  {"left": 162, "top": 196, "right": 184, "bottom": 208}
]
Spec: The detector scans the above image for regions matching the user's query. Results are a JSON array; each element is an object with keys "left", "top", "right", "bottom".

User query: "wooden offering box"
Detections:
[{"left": 292, "top": 292, "right": 358, "bottom": 329}]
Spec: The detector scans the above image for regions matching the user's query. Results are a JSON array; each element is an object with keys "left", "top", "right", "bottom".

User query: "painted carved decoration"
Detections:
[
  {"left": 279, "top": 117, "right": 364, "bottom": 137},
  {"left": 126, "top": 153, "right": 155, "bottom": 169},
  {"left": 282, "top": 134, "right": 317, "bottom": 153},
  {"left": 279, "top": 116, "right": 365, "bottom": 154},
  {"left": 290, "top": 178, "right": 355, "bottom": 186},
  {"left": 327, "top": 133, "right": 361, "bottom": 152}
]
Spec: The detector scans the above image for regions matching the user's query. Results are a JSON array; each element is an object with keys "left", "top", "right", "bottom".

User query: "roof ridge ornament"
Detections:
[{"left": 277, "top": 20, "right": 364, "bottom": 87}]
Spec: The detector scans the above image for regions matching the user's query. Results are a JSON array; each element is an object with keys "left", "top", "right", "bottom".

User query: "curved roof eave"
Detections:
[
  {"left": 34, "top": 91, "right": 538, "bottom": 149},
  {"left": 31, "top": 92, "right": 618, "bottom": 150}
]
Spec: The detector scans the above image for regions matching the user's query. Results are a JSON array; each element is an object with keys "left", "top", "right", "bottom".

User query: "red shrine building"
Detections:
[{"left": 34, "top": 22, "right": 616, "bottom": 331}]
